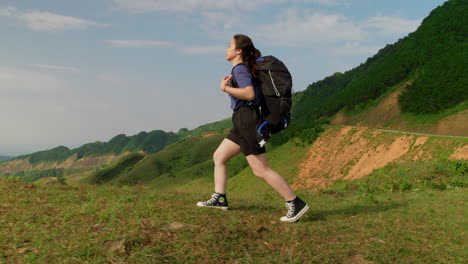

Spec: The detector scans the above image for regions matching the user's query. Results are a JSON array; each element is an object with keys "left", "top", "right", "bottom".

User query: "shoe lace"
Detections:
[
  {"left": 205, "top": 193, "right": 220, "bottom": 205},
  {"left": 285, "top": 202, "right": 295, "bottom": 217}
]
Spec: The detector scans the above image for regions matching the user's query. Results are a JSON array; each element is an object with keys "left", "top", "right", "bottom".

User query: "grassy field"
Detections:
[
  {"left": 0, "top": 178, "right": 466, "bottom": 264},
  {"left": 2, "top": 126, "right": 466, "bottom": 263}
]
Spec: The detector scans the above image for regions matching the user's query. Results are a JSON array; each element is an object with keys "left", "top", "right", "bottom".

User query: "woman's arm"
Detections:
[{"left": 220, "top": 75, "right": 255, "bottom": 101}]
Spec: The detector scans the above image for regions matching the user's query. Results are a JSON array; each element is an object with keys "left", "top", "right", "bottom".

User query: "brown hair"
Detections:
[{"left": 233, "top": 34, "right": 262, "bottom": 78}]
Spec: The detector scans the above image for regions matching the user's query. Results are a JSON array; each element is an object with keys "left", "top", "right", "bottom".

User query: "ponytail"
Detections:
[{"left": 233, "top": 34, "right": 262, "bottom": 78}]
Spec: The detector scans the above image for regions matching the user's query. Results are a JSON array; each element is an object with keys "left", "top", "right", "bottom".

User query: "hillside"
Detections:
[
  {"left": 81, "top": 132, "right": 242, "bottom": 187},
  {"left": 81, "top": 125, "right": 466, "bottom": 196},
  {"left": 290, "top": 0, "right": 467, "bottom": 131}
]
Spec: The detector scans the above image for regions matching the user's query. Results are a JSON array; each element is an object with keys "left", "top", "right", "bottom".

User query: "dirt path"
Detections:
[{"left": 373, "top": 129, "right": 468, "bottom": 139}]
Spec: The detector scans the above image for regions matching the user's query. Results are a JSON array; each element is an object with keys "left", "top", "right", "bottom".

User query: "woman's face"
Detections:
[{"left": 225, "top": 38, "right": 240, "bottom": 61}]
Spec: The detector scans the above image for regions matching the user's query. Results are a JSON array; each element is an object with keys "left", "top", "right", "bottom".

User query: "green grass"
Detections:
[
  {"left": 0, "top": 179, "right": 465, "bottom": 263},
  {"left": 322, "top": 159, "right": 467, "bottom": 197},
  {"left": 3, "top": 126, "right": 466, "bottom": 263}
]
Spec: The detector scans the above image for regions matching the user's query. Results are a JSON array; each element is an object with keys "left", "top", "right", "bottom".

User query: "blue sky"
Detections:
[{"left": 0, "top": 0, "right": 447, "bottom": 156}]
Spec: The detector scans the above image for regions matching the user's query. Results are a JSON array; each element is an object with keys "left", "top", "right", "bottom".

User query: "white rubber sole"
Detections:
[
  {"left": 196, "top": 202, "right": 229, "bottom": 211},
  {"left": 280, "top": 204, "right": 310, "bottom": 222}
]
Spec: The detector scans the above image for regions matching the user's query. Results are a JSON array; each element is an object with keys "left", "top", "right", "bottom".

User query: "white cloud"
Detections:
[
  {"left": 0, "top": 67, "right": 66, "bottom": 95},
  {"left": 112, "top": 0, "right": 348, "bottom": 13},
  {"left": 333, "top": 42, "right": 381, "bottom": 55},
  {"left": 97, "top": 74, "right": 122, "bottom": 83},
  {"left": 0, "top": 6, "right": 109, "bottom": 31},
  {"left": 201, "top": 11, "right": 238, "bottom": 31},
  {"left": 0, "top": 6, "right": 16, "bottom": 16},
  {"left": 106, "top": 39, "right": 175, "bottom": 48},
  {"left": 178, "top": 45, "right": 225, "bottom": 55},
  {"left": 30, "top": 64, "right": 81, "bottom": 73},
  {"left": 363, "top": 16, "right": 421, "bottom": 36},
  {"left": 253, "top": 8, "right": 365, "bottom": 46},
  {"left": 107, "top": 39, "right": 224, "bottom": 55}
]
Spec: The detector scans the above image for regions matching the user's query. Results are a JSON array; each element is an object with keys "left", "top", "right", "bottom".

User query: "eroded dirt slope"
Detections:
[{"left": 293, "top": 126, "right": 467, "bottom": 190}]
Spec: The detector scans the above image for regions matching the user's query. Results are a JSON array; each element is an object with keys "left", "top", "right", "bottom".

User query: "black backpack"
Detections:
[{"left": 255, "top": 56, "right": 293, "bottom": 137}]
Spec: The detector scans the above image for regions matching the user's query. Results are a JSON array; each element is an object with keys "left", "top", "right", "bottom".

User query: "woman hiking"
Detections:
[{"left": 197, "top": 34, "right": 309, "bottom": 222}]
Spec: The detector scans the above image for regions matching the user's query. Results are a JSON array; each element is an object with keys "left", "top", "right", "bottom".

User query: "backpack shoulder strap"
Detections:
[{"left": 230, "top": 63, "right": 262, "bottom": 108}]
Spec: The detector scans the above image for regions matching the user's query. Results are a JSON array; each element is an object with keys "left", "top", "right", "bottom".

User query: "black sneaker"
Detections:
[
  {"left": 197, "top": 193, "right": 229, "bottom": 211},
  {"left": 280, "top": 196, "right": 309, "bottom": 222}
]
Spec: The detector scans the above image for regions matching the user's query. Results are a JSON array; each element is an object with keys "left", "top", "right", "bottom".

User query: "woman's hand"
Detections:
[
  {"left": 220, "top": 75, "right": 254, "bottom": 100},
  {"left": 220, "top": 75, "right": 232, "bottom": 92}
]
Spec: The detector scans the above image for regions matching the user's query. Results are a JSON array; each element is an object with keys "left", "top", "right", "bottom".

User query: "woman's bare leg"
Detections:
[
  {"left": 245, "top": 153, "right": 296, "bottom": 201},
  {"left": 213, "top": 138, "right": 241, "bottom": 194}
]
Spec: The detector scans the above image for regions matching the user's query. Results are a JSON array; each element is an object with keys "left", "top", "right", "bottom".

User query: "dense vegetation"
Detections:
[{"left": 398, "top": 0, "right": 467, "bottom": 113}]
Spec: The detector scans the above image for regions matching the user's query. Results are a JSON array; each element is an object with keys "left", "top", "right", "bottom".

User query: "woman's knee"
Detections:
[
  {"left": 213, "top": 150, "right": 228, "bottom": 165},
  {"left": 213, "top": 139, "right": 241, "bottom": 165},
  {"left": 252, "top": 167, "right": 269, "bottom": 179}
]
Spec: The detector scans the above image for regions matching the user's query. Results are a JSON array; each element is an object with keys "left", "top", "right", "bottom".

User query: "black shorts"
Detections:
[{"left": 226, "top": 106, "right": 266, "bottom": 156}]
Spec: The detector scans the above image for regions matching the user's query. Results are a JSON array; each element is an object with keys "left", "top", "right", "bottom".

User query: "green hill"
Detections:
[
  {"left": 83, "top": 133, "right": 248, "bottom": 188},
  {"left": 292, "top": 0, "right": 467, "bottom": 123}
]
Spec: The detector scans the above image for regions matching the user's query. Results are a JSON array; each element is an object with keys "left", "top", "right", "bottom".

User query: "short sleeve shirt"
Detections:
[{"left": 229, "top": 64, "right": 253, "bottom": 110}]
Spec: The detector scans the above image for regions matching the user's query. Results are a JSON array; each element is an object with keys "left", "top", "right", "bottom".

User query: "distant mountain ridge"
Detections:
[
  {"left": 0, "top": 156, "right": 13, "bottom": 162},
  {"left": 10, "top": 118, "right": 232, "bottom": 165},
  {"left": 12, "top": 130, "right": 180, "bottom": 165}
]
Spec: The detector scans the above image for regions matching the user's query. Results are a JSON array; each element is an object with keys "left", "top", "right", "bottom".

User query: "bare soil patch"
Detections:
[
  {"left": 293, "top": 126, "right": 467, "bottom": 190},
  {"left": 449, "top": 145, "right": 468, "bottom": 160}
]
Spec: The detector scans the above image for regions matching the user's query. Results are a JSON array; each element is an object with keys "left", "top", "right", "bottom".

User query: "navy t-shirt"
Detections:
[{"left": 229, "top": 64, "right": 254, "bottom": 110}]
